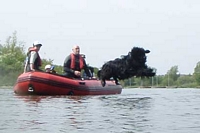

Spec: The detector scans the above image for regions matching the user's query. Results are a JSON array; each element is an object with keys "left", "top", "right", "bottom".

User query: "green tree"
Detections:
[
  {"left": 177, "top": 74, "right": 196, "bottom": 88},
  {"left": 155, "top": 75, "right": 165, "bottom": 87},
  {"left": 193, "top": 61, "right": 200, "bottom": 85},
  {"left": 164, "top": 66, "right": 180, "bottom": 86},
  {"left": 0, "top": 31, "right": 25, "bottom": 75},
  {"left": 168, "top": 66, "right": 179, "bottom": 81},
  {"left": 0, "top": 32, "right": 26, "bottom": 85}
]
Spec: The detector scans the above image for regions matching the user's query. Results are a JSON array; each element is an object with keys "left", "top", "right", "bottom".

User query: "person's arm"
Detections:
[
  {"left": 29, "top": 51, "right": 37, "bottom": 71},
  {"left": 23, "top": 57, "right": 28, "bottom": 73},
  {"left": 63, "top": 55, "right": 74, "bottom": 74},
  {"left": 24, "top": 63, "right": 28, "bottom": 73}
]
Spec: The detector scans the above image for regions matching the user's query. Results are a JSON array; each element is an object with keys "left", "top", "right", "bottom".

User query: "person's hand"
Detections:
[{"left": 74, "top": 71, "right": 81, "bottom": 76}]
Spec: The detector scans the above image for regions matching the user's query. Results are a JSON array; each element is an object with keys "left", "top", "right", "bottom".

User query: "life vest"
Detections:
[
  {"left": 28, "top": 47, "right": 42, "bottom": 67},
  {"left": 70, "top": 53, "right": 84, "bottom": 69}
]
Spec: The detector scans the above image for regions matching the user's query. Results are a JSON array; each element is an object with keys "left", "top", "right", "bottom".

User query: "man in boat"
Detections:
[
  {"left": 25, "top": 41, "right": 42, "bottom": 72},
  {"left": 63, "top": 45, "right": 92, "bottom": 79}
]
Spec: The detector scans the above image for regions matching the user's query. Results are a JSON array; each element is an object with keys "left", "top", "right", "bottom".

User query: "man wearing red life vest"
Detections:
[
  {"left": 63, "top": 45, "right": 92, "bottom": 78},
  {"left": 26, "top": 41, "right": 42, "bottom": 72}
]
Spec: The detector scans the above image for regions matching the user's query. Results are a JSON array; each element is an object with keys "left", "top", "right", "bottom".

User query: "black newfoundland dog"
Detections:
[{"left": 98, "top": 47, "right": 156, "bottom": 87}]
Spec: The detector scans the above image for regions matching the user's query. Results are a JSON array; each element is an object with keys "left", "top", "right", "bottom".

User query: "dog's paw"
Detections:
[
  {"left": 101, "top": 80, "right": 106, "bottom": 87},
  {"left": 115, "top": 82, "right": 120, "bottom": 85}
]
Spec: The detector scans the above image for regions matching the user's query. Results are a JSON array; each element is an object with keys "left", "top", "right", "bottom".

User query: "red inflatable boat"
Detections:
[{"left": 13, "top": 71, "right": 122, "bottom": 95}]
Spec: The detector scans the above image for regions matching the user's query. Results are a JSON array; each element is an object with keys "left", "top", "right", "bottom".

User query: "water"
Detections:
[{"left": 0, "top": 88, "right": 200, "bottom": 133}]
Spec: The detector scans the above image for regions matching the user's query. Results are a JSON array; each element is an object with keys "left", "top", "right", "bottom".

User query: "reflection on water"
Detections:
[
  {"left": 15, "top": 95, "right": 86, "bottom": 103},
  {"left": 1, "top": 88, "right": 200, "bottom": 133}
]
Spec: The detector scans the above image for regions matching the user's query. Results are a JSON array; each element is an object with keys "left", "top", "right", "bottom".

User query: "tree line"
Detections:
[{"left": 1, "top": 32, "right": 200, "bottom": 88}]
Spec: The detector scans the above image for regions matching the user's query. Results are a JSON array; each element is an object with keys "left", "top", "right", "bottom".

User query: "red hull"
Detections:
[{"left": 13, "top": 72, "right": 122, "bottom": 96}]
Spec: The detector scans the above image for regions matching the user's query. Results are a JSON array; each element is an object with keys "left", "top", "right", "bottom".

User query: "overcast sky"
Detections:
[{"left": 1, "top": 0, "right": 200, "bottom": 75}]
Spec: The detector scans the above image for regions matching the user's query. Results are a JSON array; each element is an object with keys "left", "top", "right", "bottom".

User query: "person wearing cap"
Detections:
[
  {"left": 26, "top": 41, "right": 42, "bottom": 72},
  {"left": 45, "top": 64, "right": 56, "bottom": 73},
  {"left": 63, "top": 45, "right": 92, "bottom": 78}
]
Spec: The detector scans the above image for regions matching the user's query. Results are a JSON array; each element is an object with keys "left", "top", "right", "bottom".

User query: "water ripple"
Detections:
[{"left": 1, "top": 88, "right": 200, "bottom": 133}]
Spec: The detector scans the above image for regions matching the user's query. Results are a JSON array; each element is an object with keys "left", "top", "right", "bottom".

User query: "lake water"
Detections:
[{"left": 0, "top": 88, "right": 200, "bottom": 133}]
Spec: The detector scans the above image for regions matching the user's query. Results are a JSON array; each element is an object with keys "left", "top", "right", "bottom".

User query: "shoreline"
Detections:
[{"left": 0, "top": 86, "right": 13, "bottom": 89}]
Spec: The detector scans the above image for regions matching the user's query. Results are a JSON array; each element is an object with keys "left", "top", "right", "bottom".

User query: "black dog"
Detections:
[{"left": 98, "top": 47, "right": 156, "bottom": 87}]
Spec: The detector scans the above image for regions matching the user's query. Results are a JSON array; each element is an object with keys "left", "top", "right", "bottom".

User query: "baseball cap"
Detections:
[{"left": 33, "top": 41, "right": 42, "bottom": 47}]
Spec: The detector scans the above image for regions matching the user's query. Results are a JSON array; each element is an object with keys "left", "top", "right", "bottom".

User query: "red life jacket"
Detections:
[
  {"left": 29, "top": 47, "right": 42, "bottom": 66},
  {"left": 70, "top": 53, "right": 84, "bottom": 69}
]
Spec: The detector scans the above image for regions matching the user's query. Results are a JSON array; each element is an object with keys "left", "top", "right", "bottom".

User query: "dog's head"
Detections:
[{"left": 128, "top": 47, "right": 150, "bottom": 67}]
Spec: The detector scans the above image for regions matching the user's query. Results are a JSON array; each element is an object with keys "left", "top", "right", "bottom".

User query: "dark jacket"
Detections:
[{"left": 63, "top": 54, "right": 91, "bottom": 78}]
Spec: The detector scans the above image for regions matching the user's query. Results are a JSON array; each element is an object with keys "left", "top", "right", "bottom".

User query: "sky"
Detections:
[{"left": 1, "top": 0, "right": 200, "bottom": 75}]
